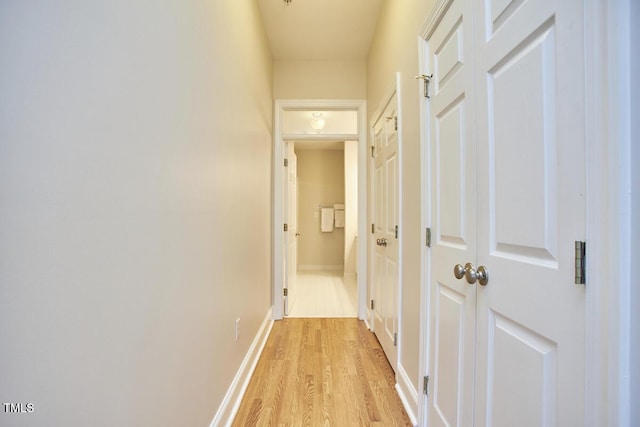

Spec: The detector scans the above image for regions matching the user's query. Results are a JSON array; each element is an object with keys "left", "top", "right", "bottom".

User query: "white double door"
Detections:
[
  {"left": 372, "top": 89, "right": 400, "bottom": 371},
  {"left": 426, "top": 0, "right": 586, "bottom": 425}
]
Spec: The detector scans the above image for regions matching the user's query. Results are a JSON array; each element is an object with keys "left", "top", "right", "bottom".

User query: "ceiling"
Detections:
[{"left": 257, "top": 0, "right": 384, "bottom": 61}]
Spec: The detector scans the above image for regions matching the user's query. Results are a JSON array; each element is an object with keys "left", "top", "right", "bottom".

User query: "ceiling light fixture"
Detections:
[
  {"left": 310, "top": 112, "right": 325, "bottom": 130},
  {"left": 284, "top": 0, "right": 292, "bottom": 4}
]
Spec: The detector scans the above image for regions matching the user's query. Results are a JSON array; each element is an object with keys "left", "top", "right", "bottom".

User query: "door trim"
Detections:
[
  {"left": 272, "top": 99, "right": 368, "bottom": 320},
  {"left": 584, "top": 0, "right": 636, "bottom": 425}
]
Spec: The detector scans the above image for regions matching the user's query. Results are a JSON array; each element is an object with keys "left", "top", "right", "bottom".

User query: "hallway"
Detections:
[
  {"left": 232, "top": 318, "right": 412, "bottom": 426},
  {"left": 0, "top": 1, "right": 636, "bottom": 426}
]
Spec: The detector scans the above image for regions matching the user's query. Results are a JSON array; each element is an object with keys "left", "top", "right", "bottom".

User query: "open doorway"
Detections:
[
  {"left": 286, "top": 140, "right": 358, "bottom": 317},
  {"left": 272, "top": 100, "right": 367, "bottom": 320}
]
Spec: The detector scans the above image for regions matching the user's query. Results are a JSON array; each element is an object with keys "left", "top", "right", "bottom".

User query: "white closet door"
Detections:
[
  {"left": 474, "top": 0, "right": 586, "bottom": 425},
  {"left": 372, "top": 91, "right": 400, "bottom": 371},
  {"left": 426, "top": 0, "right": 477, "bottom": 424},
  {"left": 424, "top": 0, "right": 587, "bottom": 425}
]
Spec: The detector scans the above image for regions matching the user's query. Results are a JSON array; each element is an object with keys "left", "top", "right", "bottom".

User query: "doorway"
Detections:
[
  {"left": 272, "top": 100, "right": 368, "bottom": 321},
  {"left": 287, "top": 140, "right": 358, "bottom": 318}
]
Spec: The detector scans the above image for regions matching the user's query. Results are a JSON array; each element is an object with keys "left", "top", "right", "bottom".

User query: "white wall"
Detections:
[
  {"left": 0, "top": 2, "right": 272, "bottom": 426},
  {"left": 366, "top": 0, "right": 434, "bottom": 396},
  {"left": 344, "top": 141, "right": 359, "bottom": 276},
  {"left": 274, "top": 60, "right": 366, "bottom": 99}
]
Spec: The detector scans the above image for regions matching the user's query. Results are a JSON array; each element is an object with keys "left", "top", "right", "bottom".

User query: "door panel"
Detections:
[
  {"left": 474, "top": 0, "right": 586, "bottom": 425},
  {"left": 386, "top": 153, "right": 397, "bottom": 237},
  {"left": 372, "top": 91, "right": 400, "bottom": 371},
  {"left": 489, "top": 20, "right": 558, "bottom": 263},
  {"left": 383, "top": 255, "right": 398, "bottom": 347},
  {"left": 432, "top": 282, "right": 467, "bottom": 426},
  {"left": 487, "top": 311, "right": 557, "bottom": 426},
  {"left": 437, "top": 98, "right": 467, "bottom": 248},
  {"left": 427, "top": 0, "right": 477, "bottom": 425}
]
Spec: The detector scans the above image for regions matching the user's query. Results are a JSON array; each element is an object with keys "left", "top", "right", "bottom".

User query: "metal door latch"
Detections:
[{"left": 415, "top": 73, "right": 434, "bottom": 98}]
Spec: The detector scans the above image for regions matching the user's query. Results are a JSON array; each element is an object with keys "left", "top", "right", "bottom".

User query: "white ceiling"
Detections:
[{"left": 257, "top": 0, "right": 384, "bottom": 61}]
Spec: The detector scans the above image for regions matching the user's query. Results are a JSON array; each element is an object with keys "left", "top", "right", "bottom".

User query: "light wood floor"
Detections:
[
  {"left": 232, "top": 318, "right": 412, "bottom": 426},
  {"left": 288, "top": 271, "right": 357, "bottom": 318}
]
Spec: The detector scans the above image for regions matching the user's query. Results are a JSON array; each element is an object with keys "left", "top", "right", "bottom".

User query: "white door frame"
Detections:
[
  {"left": 272, "top": 99, "right": 368, "bottom": 320},
  {"left": 416, "top": 0, "right": 636, "bottom": 424},
  {"left": 583, "top": 0, "right": 636, "bottom": 425}
]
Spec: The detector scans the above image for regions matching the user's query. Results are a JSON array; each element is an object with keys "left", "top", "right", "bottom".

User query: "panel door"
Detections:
[
  {"left": 473, "top": 0, "right": 586, "bottom": 425},
  {"left": 372, "top": 92, "right": 400, "bottom": 371},
  {"left": 283, "top": 141, "right": 298, "bottom": 316},
  {"left": 426, "top": 0, "right": 478, "bottom": 424},
  {"left": 286, "top": 144, "right": 298, "bottom": 312}
]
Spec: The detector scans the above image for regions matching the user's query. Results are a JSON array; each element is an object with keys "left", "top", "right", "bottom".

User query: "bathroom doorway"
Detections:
[
  {"left": 272, "top": 99, "right": 367, "bottom": 320},
  {"left": 287, "top": 140, "right": 358, "bottom": 317}
]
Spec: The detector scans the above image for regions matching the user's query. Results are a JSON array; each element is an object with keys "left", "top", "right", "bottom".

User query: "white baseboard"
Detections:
[
  {"left": 396, "top": 363, "right": 419, "bottom": 427},
  {"left": 364, "top": 308, "right": 372, "bottom": 330},
  {"left": 209, "top": 308, "right": 274, "bottom": 427},
  {"left": 298, "top": 264, "right": 343, "bottom": 271}
]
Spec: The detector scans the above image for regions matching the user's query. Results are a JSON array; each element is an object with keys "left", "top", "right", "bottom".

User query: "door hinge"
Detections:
[
  {"left": 371, "top": 223, "right": 375, "bottom": 234},
  {"left": 575, "top": 241, "right": 586, "bottom": 285},
  {"left": 395, "top": 225, "right": 399, "bottom": 239},
  {"left": 415, "top": 73, "right": 433, "bottom": 98},
  {"left": 423, "top": 376, "right": 429, "bottom": 395},
  {"left": 284, "top": 158, "right": 288, "bottom": 167},
  {"left": 284, "top": 223, "right": 288, "bottom": 232},
  {"left": 386, "top": 116, "right": 398, "bottom": 131},
  {"left": 393, "top": 332, "right": 398, "bottom": 346},
  {"left": 283, "top": 288, "right": 288, "bottom": 297},
  {"left": 426, "top": 227, "right": 431, "bottom": 247},
  {"left": 370, "top": 299, "right": 374, "bottom": 310},
  {"left": 370, "top": 146, "right": 375, "bottom": 158}
]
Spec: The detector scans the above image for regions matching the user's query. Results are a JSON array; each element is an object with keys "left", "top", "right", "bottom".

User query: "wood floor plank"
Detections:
[{"left": 232, "top": 318, "right": 412, "bottom": 427}]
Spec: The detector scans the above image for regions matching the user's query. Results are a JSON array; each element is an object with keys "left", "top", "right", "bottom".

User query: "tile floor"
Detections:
[{"left": 287, "top": 271, "right": 357, "bottom": 318}]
